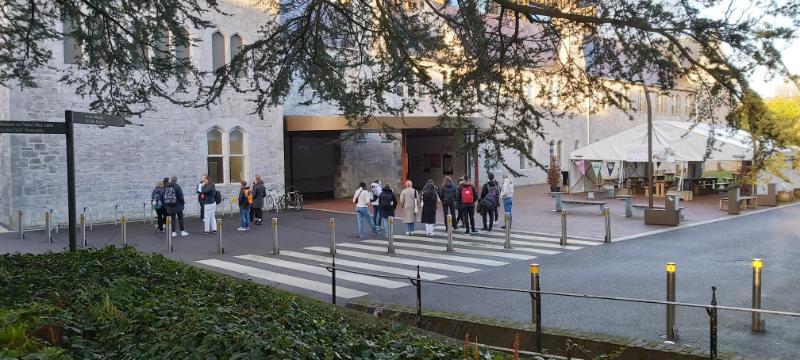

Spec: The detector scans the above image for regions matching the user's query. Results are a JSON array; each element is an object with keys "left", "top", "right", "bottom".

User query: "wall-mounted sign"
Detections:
[{"left": 0, "top": 121, "right": 67, "bottom": 134}]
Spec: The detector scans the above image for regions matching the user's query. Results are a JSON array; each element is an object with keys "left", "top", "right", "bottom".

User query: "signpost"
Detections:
[{"left": 0, "top": 111, "right": 125, "bottom": 252}]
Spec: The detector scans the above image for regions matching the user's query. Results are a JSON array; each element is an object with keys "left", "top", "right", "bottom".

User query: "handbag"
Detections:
[{"left": 414, "top": 192, "right": 419, "bottom": 214}]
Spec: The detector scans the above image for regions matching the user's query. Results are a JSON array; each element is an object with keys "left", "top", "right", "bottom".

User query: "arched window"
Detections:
[
  {"left": 556, "top": 140, "right": 563, "bottom": 165},
  {"left": 154, "top": 29, "right": 170, "bottom": 59},
  {"left": 212, "top": 31, "right": 226, "bottom": 70},
  {"left": 574, "top": 139, "right": 580, "bottom": 150},
  {"left": 63, "top": 19, "right": 83, "bottom": 64},
  {"left": 207, "top": 129, "right": 224, "bottom": 183},
  {"left": 228, "top": 129, "right": 245, "bottom": 183},
  {"left": 672, "top": 95, "right": 681, "bottom": 115},
  {"left": 230, "top": 34, "right": 242, "bottom": 60},
  {"left": 548, "top": 140, "right": 555, "bottom": 161},
  {"left": 174, "top": 27, "right": 191, "bottom": 66}
]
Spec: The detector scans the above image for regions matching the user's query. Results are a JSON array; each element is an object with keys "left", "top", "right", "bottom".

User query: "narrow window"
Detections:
[
  {"left": 672, "top": 95, "right": 681, "bottom": 115},
  {"left": 574, "top": 139, "right": 580, "bottom": 150},
  {"left": 63, "top": 18, "right": 83, "bottom": 64},
  {"left": 549, "top": 80, "right": 561, "bottom": 106},
  {"left": 154, "top": 29, "right": 170, "bottom": 59},
  {"left": 207, "top": 129, "right": 224, "bottom": 184},
  {"left": 557, "top": 140, "right": 563, "bottom": 165},
  {"left": 230, "top": 34, "right": 243, "bottom": 60},
  {"left": 174, "top": 27, "right": 191, "bottom": 67},
  {"left": 519, "top": 151, "right": 526, "bottom": 170},
  {"left": 228, "top": 129, "right": 245, "bottom": 183},
  {"left": 549, "top": 140, "right": 555, "bottom": 160},
  {"left": 212, "top": 31, "right": 226, "bottom": 71}
]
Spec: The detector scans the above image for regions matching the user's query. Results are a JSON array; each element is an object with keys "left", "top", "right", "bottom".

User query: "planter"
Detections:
[
  {"left": 550, "top": 186, "right": 561, "bottom": 193},
  {"left": 794, "top": 188, "right": 800, "bottom": 199},
  {"left": 778, "top": 190, "right": 793, "bottom": 202}
]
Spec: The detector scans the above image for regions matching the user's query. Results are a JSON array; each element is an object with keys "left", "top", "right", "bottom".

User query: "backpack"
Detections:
[
  {"left": 379, "top": 192, "right": 393, "bottom": 209},
  {"left": 164, "top": 186, "right": 177, "bottom": 205},
  {"left": 441, "top": 185, "right": 457, "bottom": 203},
  {"left": 460, "top": 186, "right": 474, "bottom": 205},
  {"left": 152, "top": 191, "right": 163, "bottom": 209},
  {"left": 486, "top": 184, "right": 498, "bottom": 207},
  {"left": 244, "top": 188, "right": 253, "bottom": 205},
  {"left": 215, "top": 190, "right": 222, "bottom": 204}
]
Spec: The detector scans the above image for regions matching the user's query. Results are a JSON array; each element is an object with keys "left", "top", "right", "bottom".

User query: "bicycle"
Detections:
[
  {"left": 264, "top": 189, "right": 283, "bottom": 213},
  {"left": 282, "top": 186, "right": 303, "bottom": 211}
]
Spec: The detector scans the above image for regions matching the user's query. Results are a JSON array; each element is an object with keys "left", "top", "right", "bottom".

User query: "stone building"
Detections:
[{"left": 0, "top": 0, "right": 708, "bottom": 229}]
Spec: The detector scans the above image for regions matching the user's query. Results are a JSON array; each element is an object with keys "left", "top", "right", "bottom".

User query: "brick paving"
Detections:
[{"left": 305, "top": 184, "right": 787, "bottom": 239}]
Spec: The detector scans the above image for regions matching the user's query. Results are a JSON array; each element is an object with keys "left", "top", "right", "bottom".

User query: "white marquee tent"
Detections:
[{"left": 568, "top": 121, "right": 754, "bottom": 192}]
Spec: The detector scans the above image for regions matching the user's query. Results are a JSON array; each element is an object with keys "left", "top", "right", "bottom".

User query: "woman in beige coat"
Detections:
[{"left": 398, "top": 180, "right": 419, "bottom": 235}]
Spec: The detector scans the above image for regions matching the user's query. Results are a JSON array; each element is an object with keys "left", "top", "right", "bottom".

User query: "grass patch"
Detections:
[{"left": 0, "top": 247, "right": 506, "bottom": 359}]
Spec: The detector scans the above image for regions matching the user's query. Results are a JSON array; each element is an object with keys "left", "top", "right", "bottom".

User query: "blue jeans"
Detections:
[
  {"left": 356, "top": 207, "right": 377, "bottom": 238},
  {"left": 240, "top": 208, "right": 250, "bottom": 228},
  {"left": 405, "top": 222, "right": 415, "bottom": 234},
  {"left": 373, "top": 206, "right": 382, "bottom": 227},
  {"left": 383, "top": 217, "right": 392, "bottom": 237},
  {"left": 503, "top": 197, "right": 512, "bottom": 225}
]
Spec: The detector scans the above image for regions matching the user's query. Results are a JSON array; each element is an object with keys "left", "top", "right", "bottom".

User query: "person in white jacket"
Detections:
[
  {"left": 353, "top": 182, "right": 378, "bottom": 239},
  {"left": 500, "top": 174, "right": 514, "bottom": 229}
]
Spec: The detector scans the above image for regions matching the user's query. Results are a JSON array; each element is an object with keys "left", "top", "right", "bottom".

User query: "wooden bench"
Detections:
[
  {"left": 720, "top": 188, "right": 758, "bottom": 214},
  {"left": 643, "top": 195, "right": 684, "bottom": 226},
  {"left": 632, "top": 204, "right": 685, "bottom": 219}
]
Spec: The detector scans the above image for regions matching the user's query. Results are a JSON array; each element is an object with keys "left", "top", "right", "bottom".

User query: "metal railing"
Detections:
[{"left": 322, "top": 260, "right": 798, "bottom": 359}]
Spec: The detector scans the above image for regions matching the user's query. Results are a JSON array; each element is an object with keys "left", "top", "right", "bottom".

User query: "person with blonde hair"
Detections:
[
  {"left": 500, "top": 174, "right": 514, "bottom": 229},
  {"left": 398, "top": 180, "right": 418, "bottom": 235}
]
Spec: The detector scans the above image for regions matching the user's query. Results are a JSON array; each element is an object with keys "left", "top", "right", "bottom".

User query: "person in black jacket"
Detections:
[
  {"left": 164, "top": 176, "right": 188, "bottom": 237},
  {"left": 480, "top": 172, "right": 500, "bottom": 231},
  {"left": 250, "top": 175, "right": 266, "bottom": 225},
  {"left": 151, "top": 180, "right": 166, "bottom": 232},
  {"left": 438, "top": 176, "right": 457, "bottom": 231},
  {"left": 378, "top": 183, "right": 398, "bottom": 238}
]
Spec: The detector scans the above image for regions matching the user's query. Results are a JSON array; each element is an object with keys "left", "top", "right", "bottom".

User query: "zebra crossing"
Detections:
[{"left": 195, "top": 227, "right": 603, "bottom": 300}]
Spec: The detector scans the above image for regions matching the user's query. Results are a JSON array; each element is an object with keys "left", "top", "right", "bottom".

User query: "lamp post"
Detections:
[{"left": 642, "top": 77, "right": 654, "bottom": 208}]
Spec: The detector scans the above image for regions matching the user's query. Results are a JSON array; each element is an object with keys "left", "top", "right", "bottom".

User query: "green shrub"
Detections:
[{"left": 0, "top": 247, "right": 501, "bottom": 359}]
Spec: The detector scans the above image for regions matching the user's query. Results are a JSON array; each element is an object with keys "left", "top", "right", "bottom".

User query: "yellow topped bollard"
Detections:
[
  {"left": 665, "top": 262, "right": 677, "bottom": 341},
  {"left": 752, "top": 258, "right": 764, "bottom": 332}
]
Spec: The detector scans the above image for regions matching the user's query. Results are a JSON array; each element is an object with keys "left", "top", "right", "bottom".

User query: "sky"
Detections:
[{"left": 749, "top": 42, "right": 800, "bottom": 98}]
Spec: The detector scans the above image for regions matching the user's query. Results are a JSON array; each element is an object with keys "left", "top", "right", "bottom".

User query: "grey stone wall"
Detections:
[
  {"left": 335, "top": 133, "right": 402, "bottom": 198},
  {"left": 0, "top": 85, "right": 9, "bottom": 226},
  {"left": 0, "top": 1, "right": 285, "bottom": 228}
]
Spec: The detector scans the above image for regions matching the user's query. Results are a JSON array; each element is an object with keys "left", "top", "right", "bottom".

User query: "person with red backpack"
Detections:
[{"left": 457, "top": 177, "right": 477, "bottom": 235}]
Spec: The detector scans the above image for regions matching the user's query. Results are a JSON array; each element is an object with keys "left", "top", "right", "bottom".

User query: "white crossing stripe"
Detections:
[
  {"left": 337, "top": 243, "right": 509, "bottom": 266},
  {"left": 196, "top": 259, "right": 367, "bottom": 299},
  {"left": 396, "top": 234, "right": 561, "bottom": 255},
  {"left": 280, "top": 251, "right": 448, "bottom": 280},
  {"left": 305, "top": 246, "right": 480, "bottom": 273},
  {"left": 235, "top": 254, "right": 409, "bottom": 289},
  {"left": 418, "top": 231, "right": 582, "bottom": 251},
  {"left": 433, "top": 226, "right": 602, "bottom": 246},
  {"left": 364, "top": 239, "right": 539, "bottom": 260}
]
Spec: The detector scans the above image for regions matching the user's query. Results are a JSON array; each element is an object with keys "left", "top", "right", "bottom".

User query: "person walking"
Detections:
[
  {"left": 378, "top": 183, "right": 397, "bottom": 237},
  {"left": 151, "top": 180, "right": 166, "bottom": 232},
  {"left": 500, "top": 174, "right": 514, "bottom": 229},
  {"left": 421, "top": 179, "right": 439, "bottom": 237},
  {"left": 398, "top": 180, "right": 418, "bottom": 235},
  {"left": 370, "top": 179, "right": 383, "bottom": 231},
  {"left": 454, "top": 175, "right": 465, "bottom": 228},
  {"left": 353, "top": 182, "right": 378, "bottom": 239},
  {"left": 250, "top": 175, "right": 266, "bottom": 225},
  {"left": 197, "top": 176, "right": 207, "bottom": 221},
  {"left": 237, "top": 180, "right": 252, "bottom": 231},
  {"left": 480, "top": 172, "right": 500, "bottom": 231},
  {"left": 457, "top": 177, "right": 477, "bottom": 235},
  {"left": 439, "top": 176, "right": 457, "bottom": 231},
  {"left": 164, "top": 176, "right": 188, "bottom": 237},
  {"left": 200, "top": 177, "right": 218, "bottom": 234}
]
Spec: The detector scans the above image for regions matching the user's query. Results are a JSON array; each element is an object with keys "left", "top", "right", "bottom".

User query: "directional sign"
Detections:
[
  {"left": 71, "top": 111, "right": 125, "bottom": 127},
  {"left": 0, "top": 121, "right": 67, "bottom": 134}
]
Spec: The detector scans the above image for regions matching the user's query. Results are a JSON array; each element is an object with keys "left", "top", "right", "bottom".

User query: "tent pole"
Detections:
[{"left": 642, "top": 78, "right": 654, "bottom": 208}]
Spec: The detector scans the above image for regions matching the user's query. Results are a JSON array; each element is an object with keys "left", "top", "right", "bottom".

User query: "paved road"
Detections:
[{"left": 1, "top": 205, "right": 798, "bottom": 358}]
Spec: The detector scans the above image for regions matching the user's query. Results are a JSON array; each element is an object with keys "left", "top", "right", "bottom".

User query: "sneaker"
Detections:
[
  {"left": 181, "top": 231, "right": 189, "bottom": 236},
  {"left": 465, "top": 231, "right": 470, "bottom": 235},
  {"left": 244, "top": 227, "right": 250, "bottom": 231},
  {"left": 171, "top": 232, "right": 177, "bottom": 237},
  {"left": 204, "top": 231, "right": 209, "bottom": 235},
  {"left": 211, "top": 230, "right": 217, "bottom": 234},
  {"left": 500, "top": 225, "right": 507, "bottom": 229},
  {"left": 236, "top": 227, "right": 245, "bottom": 231}
]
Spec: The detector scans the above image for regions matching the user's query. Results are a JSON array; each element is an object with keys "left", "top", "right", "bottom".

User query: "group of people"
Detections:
[
  {"left": 353, "top": 172, "right": 514, "bottom": 238},
  {"left": 150, "top": 174, "right": 267, "bottom": 236}
]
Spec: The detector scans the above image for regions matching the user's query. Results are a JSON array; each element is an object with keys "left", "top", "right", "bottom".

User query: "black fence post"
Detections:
[
  {"left": 416, "top": 265, "right": 422, "bottom": 327},
  {"left": 707, "top": 286, "right": 718, "bottom": 359},
  {"left": 331, "top": 257, "right": 337, "bottom": 305}
]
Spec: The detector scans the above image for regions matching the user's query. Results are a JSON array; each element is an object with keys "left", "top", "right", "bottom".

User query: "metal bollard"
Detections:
[
  {"left": 666, "top": 262, "right": 677, "bottom": 341},
  {"left": 604, "top": 208, "right": 612, "bottom": 243},
  {"left": 80, "top": 213, "right": 86, "bottom": 247},
  {"left": 331, "top": 257, "right": 337, "bottom": 305},
  {"left": 166, "top": 217, "right": 173, "bottom": 252},
  {"left": 50, "top": 209, "right": 58, "bottom": 233},
  {"left": 45, "top": 211, "right": 52, "bottom": 243},
  {"left": 84, "top": 207, "right": 93, "bottom": 231},
  {"left": 272, "top": 217, "right": 279, "bottom": 255},
  {"left": 504, "top": 213, "right": 511, "bottom": 249},
  {"left": 217, "top": 218, "right": 223, "bottom": 254},
  {"left": 560, "top": 210, "right": 567, "bottom": 246},
  {"left": 17, "top": 210, "right": 24, "bottom": 239},
  {"left": 114, "top": 204, "right": 119, "bottom": 226},
  {"left": 415, "top": 265, "right": 422, "bottom": 327},
  {"left": 530, "top": 263, "right": 542, "bottom": 353},
  {"left": 446, "top": 215, "right": 453, "bottom": 252},
  {"left": 387, "top": 217, "right": 395, "bottom": 254},
  {"left": 121, "top": 216, "right": 128, "bottom": 246},
  {"left": 329, "top": 218, "right": 336, "bottom": 255},
  {"left": 752, "top": 258, "right": 765, "bottom": 332}
]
